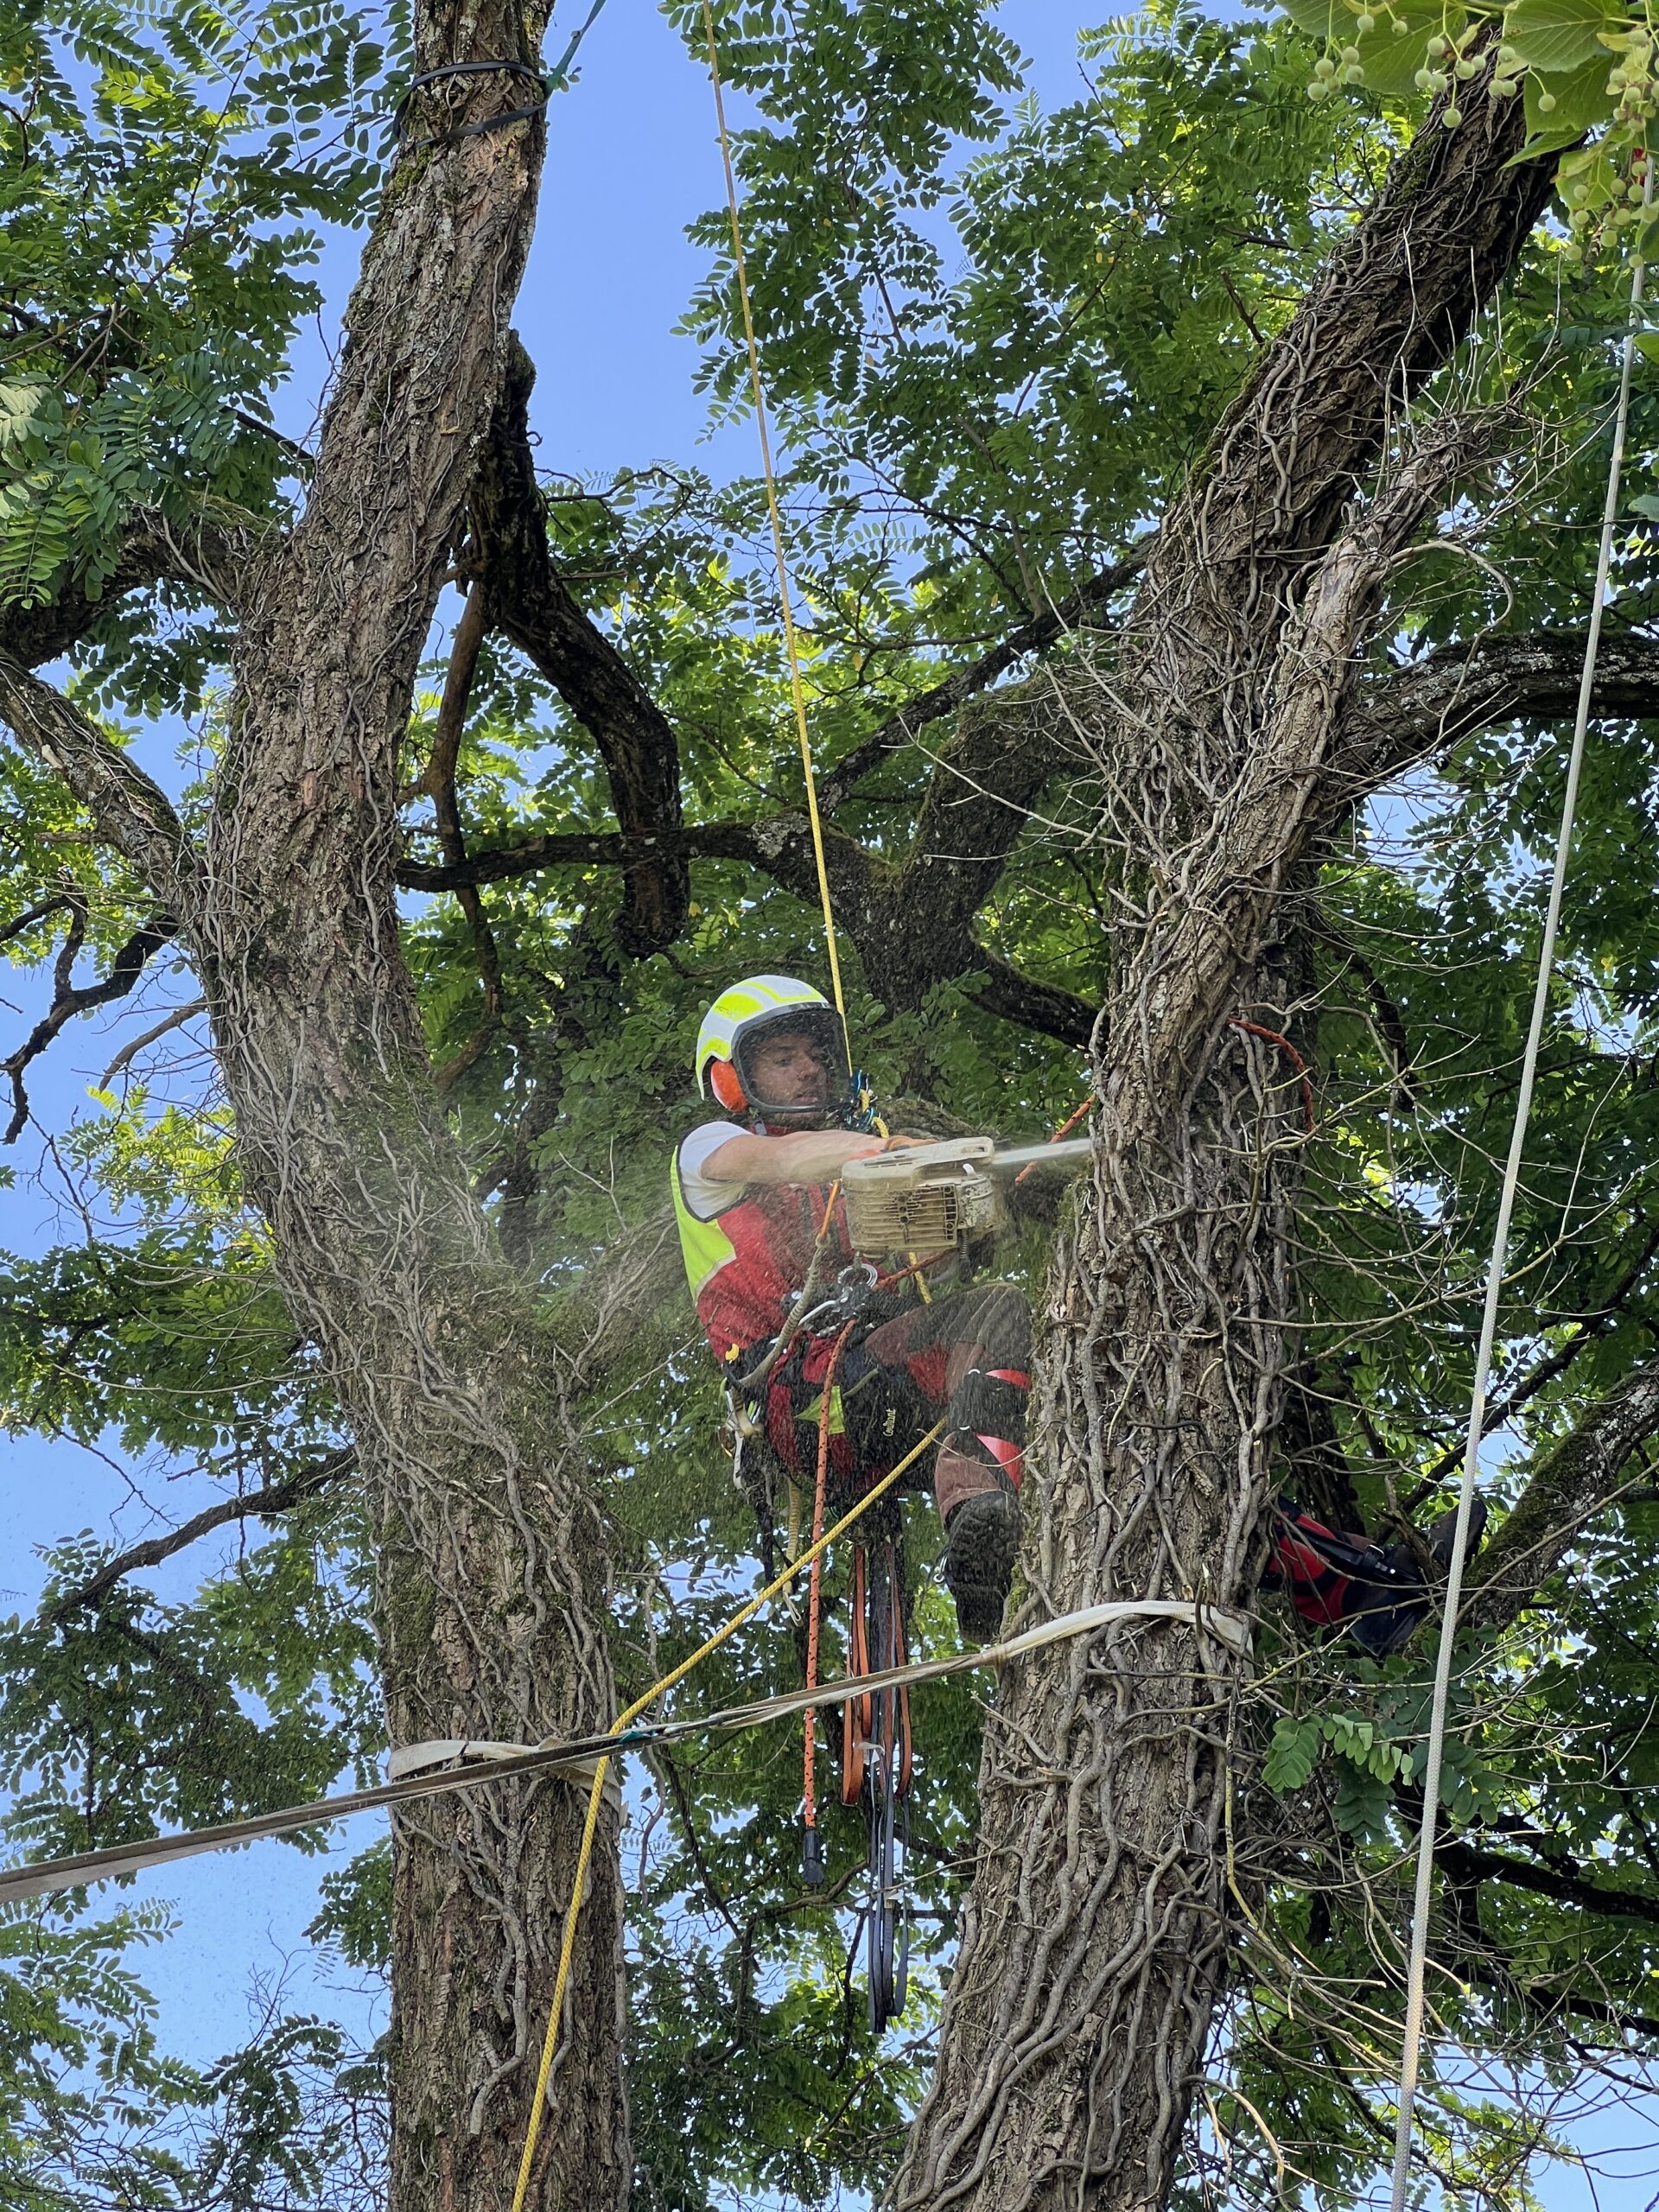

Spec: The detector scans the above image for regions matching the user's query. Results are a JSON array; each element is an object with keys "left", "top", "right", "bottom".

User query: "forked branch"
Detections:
[{"left": 3, "top": 899, "right": 181, "bottom": 1142}]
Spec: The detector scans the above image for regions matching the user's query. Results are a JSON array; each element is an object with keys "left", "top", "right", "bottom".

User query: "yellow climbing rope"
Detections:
[
  {"left": 509, "top": 25, "right": 929, "bottom": 2196},
  {"left": 507, "top": 1417, "right": 944, "bottom": 2211},
  {"left": 697, "top": 0, "right": 846, "bottom": 1024}
]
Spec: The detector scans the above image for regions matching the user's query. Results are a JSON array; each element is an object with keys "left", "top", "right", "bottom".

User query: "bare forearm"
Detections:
[{"left": 702, "top": 1128, "right": 887, "bottom": 1185}]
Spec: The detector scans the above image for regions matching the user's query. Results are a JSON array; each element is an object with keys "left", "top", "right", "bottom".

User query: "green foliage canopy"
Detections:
[{"left": 7, "top": 0, "right": 1659, "bottom": 2205}]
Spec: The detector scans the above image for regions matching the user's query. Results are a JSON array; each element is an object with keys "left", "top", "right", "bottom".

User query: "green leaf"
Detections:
[
  {"left": 1263, "top": 1714, "right": 1321, "bottom": 1792},
  {"left": 1332, "top": 1756, "right": 1394, "bottom": 1840},
  {"left": 1516, "top": 48, "right": 1618, "bottom": 155},
  {"left": 1276, "top": 0, "right": 1355, "bottom": 43},
  {"left": 1356, "top": 10, "right": 1463, "bottom": 95},
  {"left": 1504, "top": 0, "right": 1625, "bottom": 78}
]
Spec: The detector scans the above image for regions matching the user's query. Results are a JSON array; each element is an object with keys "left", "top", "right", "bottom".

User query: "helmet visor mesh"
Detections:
[{"left": 731, "top": 1005, "right": 849, "bottom": 1117}]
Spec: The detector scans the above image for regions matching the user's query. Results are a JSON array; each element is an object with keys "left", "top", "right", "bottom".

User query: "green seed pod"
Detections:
[
  {"left": 1455, "top": 54, "right": 1479, "bottom": 77},
  {"left": 1344, "top": 60, "right": 1365, "bottom": 79},
  {"left": 1357, "top": 11, "right": 1376, "bottom": 29},
  {"left": 1538, "top": 89, "right": 1558, "bottom": 110},
  {"left": 1307, "top": 77, "right": 1332, "bottom": 97},
  {"left": 1427, "top": 31, "right": 1447, "bottom": 54},
  {"left": 1491, "top": 73, "right": 1519, "bottom": 94},
  {"left": 1340, "top": 42, "right": 1360, "bottom": 60},
  {"left": 1414, "top": 63, "right": 1433, "bottom": 87},
  {"left": 1443, "top": 102, "right": 1462, "bottom": 124},
  {"left": 1496, "top": 42, "right": 1519, "bottom": 67},
  {"left": 1569, "top": 206, "right": 1591, "bottom": 228},
  {"left": 1315, "top": 54, "right": 1338, "bottom": 76}
]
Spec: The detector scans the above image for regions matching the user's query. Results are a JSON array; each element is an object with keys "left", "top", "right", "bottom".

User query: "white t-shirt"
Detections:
[{"left": 676, "top": 1121, "right": 749, "bottom": 1221}]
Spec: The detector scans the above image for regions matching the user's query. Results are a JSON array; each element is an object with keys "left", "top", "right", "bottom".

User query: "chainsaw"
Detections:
[{"left": 840, "top": 1135, "right": 1092, "bottom": 1261}]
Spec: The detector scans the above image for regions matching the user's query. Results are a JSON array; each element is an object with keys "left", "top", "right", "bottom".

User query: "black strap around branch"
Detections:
[{"left": 395, "top": 59, "right": 551, "bottom": 155}]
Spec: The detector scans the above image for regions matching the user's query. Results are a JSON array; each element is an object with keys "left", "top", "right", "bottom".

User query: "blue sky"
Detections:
[{"left": 0, "top": 2, "right": 1650, "bottom": 2201}]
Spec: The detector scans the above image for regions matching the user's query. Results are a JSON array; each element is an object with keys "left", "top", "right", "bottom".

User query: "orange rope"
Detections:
[
  {"left": 1015, "top": 1019, "right": 1314, "bottom": 1188},
  {"left": 1228, "top": 1017, "right": 1316, "bottom": 1133},
  {"left": 1014, "top": 1094, "right": 1097, "bottom": 1185},
  {"left": 802, "top": 1320, "right": 855, "bottom": 1838}
]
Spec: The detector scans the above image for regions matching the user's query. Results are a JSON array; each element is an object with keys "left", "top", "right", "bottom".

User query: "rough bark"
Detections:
[
  {"left": 896, "top": 76, "right": 1560, "bottom": 2212},
  {"left": 1, "top": 10, "right": 631, "bottom": 2210},
  {"left": 208, "top": 40, "right": 629, "bottom": 2208}
]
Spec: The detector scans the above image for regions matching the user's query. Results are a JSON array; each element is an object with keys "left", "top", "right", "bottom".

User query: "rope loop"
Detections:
[{"left": 393, "top": 59, "right": 551, "bottom": 154}]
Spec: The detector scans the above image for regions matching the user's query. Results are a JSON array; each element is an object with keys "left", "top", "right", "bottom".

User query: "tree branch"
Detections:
[
  {"left": 473, "top": 335, "right": 689, "bottom": 956},
  {"left": 99, "top": 997, "right": 208, "bottom": 1088},
  {"left": 0, "top": 655, "right": 200, "bottom": 908},
  {"left": 1406, "top": 1217, "right": 1659, "bottom": 1509},
  {"left": 1437, "top": 1834, "right": 1659, "bottom": 1931},
  {"left": 45, "top": 1449, "right": 357, "bottom": 1618},
  {"left": 0, "top": 893, "right": 78, "bottom": 947},
  {"left": 397, "top": 822, "right": 1097, "bottom": 1047},
  {"left": 0, "top": 509, "right": 251, "bottom": 669},
  {"left": 3, "top": 903, "right": 181, "bottom": 1143},
  {"left": 397, "top": 821, "right": 756, "bottom": 889},
  {"left": 1465, "top": 1353, "right": 1659, "bottom": 1631},
  {"left": 817, "top": 542, "right": 1149, "bottom": 812},
  {"left": 971, "top": 951, "right": 1096, "bottom": 1050},
  {"left": 1146, "top": 52, "right": 1557, "bottom": 613},
  {"left": 1344, "top": 626, "right": 1659, "bottom": 786},
  {"left": 421, "top": 581, "right": 506, "bottom": 1090}
]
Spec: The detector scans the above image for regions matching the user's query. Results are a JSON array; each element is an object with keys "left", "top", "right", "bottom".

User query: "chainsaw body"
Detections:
[
  {"left": 841, "top": 1138, "right": 999, "bottom": 1260},
  {"left": 841, "top": 1134, "right": 1093, "bottom": 1262}
]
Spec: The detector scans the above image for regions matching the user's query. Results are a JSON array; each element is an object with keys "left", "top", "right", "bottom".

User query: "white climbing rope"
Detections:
[{"left": 1389, "top": 217, "right": 1652, "bottom": 2210}]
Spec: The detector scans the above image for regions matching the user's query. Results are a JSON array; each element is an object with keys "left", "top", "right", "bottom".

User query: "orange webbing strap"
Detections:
[{"left": 803, "top": 1319, "right": 855, "bottom": 1843}]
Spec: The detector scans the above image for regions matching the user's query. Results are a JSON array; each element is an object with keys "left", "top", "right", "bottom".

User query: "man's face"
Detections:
[{"left": 746, "top": 1028, "right": 833, "bottom": 1116}]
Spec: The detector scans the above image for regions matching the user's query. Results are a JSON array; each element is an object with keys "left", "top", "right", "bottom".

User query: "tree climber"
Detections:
[
  {"left": 671, "top": 975, "right": 1478, "bottom": 1656},
  {"left": 671, "top": 975, "right": 1028, "bottom": 1643}
]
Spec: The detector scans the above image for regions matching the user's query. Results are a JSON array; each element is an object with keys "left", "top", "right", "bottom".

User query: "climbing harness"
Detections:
[{"left": 1386, "top": 213, "right": 1654, "bottom": 2209}]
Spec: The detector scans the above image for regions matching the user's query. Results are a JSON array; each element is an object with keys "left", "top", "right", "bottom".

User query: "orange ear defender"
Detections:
[{"left": 709, "top": 1059, "right": 747, "bottom": 1113}]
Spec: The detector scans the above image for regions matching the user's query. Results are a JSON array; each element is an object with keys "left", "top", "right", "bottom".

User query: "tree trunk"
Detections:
[
  {"left": 897, "top": 79, "right": 1559, "bottom": 2212},
  {"left": 193, "top": 7, "right": 632, "bottom": 2205},
  {"left": 898, "top": 1005, "right": 1301, "bottom": 2212}
]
